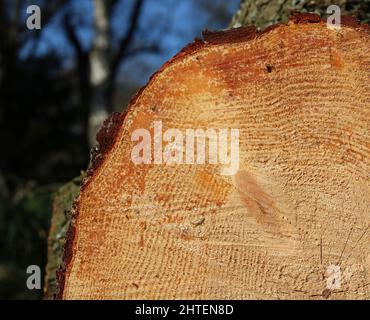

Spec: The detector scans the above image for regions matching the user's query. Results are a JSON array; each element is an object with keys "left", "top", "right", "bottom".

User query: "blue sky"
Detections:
[{"left": 22, "top": 0, "right": 240, "bottom": 86}]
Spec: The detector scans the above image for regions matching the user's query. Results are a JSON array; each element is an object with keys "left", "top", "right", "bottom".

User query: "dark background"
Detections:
[{"left": 0, "top": 0, "right": 239, "bottom": 299}]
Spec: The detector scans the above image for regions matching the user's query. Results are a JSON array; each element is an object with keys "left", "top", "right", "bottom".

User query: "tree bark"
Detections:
[
  {"left": 44, "top": 177, "right": 82, "bottom": 299},
  {"left": 230, "top": 0, "right": 370, "bottom": 29}
]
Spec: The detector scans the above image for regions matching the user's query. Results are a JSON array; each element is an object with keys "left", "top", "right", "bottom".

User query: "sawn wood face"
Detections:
[{"left": 58, "top": 15, "right": 370, "bottom": 300}]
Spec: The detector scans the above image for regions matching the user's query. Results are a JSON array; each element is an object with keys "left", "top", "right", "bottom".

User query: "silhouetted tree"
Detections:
[{"left": 64, "top": 0, "right": 160, "bottom": 146}]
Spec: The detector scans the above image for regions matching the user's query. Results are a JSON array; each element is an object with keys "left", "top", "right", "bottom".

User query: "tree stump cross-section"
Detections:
[{"left": 57, "top": 13, "right": 370, "bottom": 300}]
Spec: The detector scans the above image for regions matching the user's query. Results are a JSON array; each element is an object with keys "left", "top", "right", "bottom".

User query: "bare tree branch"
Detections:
[
  {"left": 11, "top": 0, "right": 71, "bottom": 57},
  {"left": 110, "top": 0, "right": 145, "bottom": 81},
  {"left": 63, "top": 14, "right": 85, "bottom": 58},
  {"left": 63, "top": 14, "right": 90, "bottom": 108},
  {"left": 41, "top": 0, "right": 70, "bottom": 27}
]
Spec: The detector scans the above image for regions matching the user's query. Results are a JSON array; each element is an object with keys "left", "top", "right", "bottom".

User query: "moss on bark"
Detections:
[
  {"left": 44, "top": 176, "right": 82, "bottom": 299},
  {"left": 230, "top": 0, "right": 370, "bottom": 29}
]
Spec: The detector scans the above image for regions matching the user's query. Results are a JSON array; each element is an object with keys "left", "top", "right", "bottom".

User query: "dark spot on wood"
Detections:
[
  {"left": 266, "top": 64, "right": 274, "bottom": 73},
  {"left": 322, "top": 288, "right": 331, "bottom": 299},
  {"left": 192, "top": 217, "right": 205, "bottom": 227}
]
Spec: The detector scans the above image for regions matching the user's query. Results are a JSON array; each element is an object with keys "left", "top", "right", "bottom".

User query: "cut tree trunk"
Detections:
[
  {"left": 56, "top": 13, "right": 370, "bottom": 299},
  {"left": 44, "top": 2, "right": 370, "bottom": 298}
]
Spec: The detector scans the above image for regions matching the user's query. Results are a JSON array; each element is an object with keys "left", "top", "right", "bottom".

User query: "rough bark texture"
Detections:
[
  {"left": 56, "top": 14, "right": 370, "bottom": 299},
  {"left": 230, "top": 0, "right": 370, "bottom": 29},
  {"left": 44, "top": 177, "right": 82, "bottom": 299}
]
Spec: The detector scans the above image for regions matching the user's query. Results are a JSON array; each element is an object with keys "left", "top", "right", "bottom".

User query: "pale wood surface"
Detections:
[{"left": 60, "top": 19, "right": 370, "bottom": 300}]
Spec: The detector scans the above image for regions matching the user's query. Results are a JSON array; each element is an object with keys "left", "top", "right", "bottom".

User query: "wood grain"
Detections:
[{"left": 58, "top": 15, "right": 370, "bottom": 300}]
